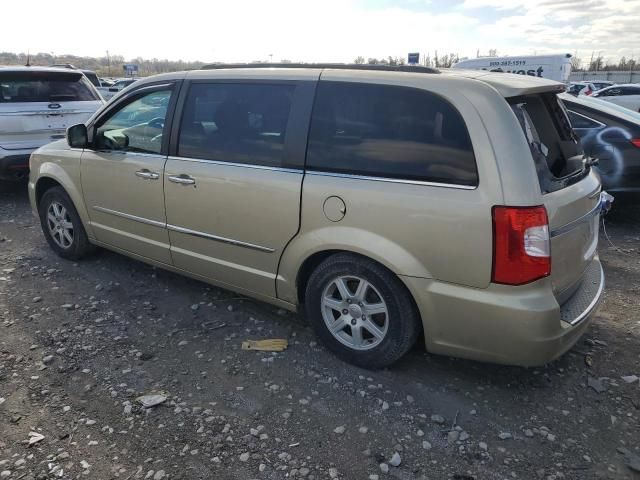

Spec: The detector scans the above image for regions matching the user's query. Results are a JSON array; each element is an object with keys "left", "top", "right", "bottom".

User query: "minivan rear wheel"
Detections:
[
  {"left": 39, "top": 187, "right": 95, "bottom": 260},
  {"left": 305, "top": 253, "right": 421, "bottom": 369}
]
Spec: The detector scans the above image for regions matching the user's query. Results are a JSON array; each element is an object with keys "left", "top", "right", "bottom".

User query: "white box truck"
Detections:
[{"left": 452, "top": 54, "right": 573, "bottom": 83}]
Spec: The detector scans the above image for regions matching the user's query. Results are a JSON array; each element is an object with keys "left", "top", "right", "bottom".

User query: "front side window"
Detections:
[
  {"left": 306, "top": 82, "right": 478, "bottom": 186},
  {"left": 177, "top": 83, "right": 295, "bottom": 168},
  {"left": 95, "top": 89, "right": 172, "bottom": 154},
  {"left": 0, "top": 72, "right": 99, "bottom": 103}
]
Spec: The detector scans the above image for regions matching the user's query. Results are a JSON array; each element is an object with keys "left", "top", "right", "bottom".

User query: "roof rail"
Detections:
[{"left": 201, "top": 63, "right": 440, "bottom": 74}]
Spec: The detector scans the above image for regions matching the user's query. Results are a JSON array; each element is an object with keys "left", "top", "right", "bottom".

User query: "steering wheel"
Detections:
[{"left": 148, "top": 117, "right": 165, "bottom": 130}]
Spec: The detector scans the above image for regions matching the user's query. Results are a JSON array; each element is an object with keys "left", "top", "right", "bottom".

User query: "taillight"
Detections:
[
  {"left": 492, "top": 206, "right": 551, "bottom": 285},
  {"left": 631, "top": 139, "right": 640, "bottom": 149}
]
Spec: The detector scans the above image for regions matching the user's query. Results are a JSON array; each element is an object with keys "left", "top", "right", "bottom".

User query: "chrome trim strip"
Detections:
[
  {"left": 305, "top": 170, "right": 477, "bottom": 189},
  {"left": 92, "top": 206, "right": 274, "bottom": 253},
  {"left": 566, "top": 263, "right": 605, "bottom": 326},
  {"left": 167, "top": 224, "right": 275, "bottom": 253},
  {"left": 167, "top": 156, "right": 303, "bottom": 174},
  {"left": 92, "top": 150, "right": 164, "bottom": 158},
  {"left": 550, "top": 201, "right": 601, "bottom": 238},
  {"left": 92, "top": 206, "right": 166, "bottom": 228}
]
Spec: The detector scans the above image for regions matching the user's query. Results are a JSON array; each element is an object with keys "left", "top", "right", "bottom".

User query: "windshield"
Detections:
[{"left": 0, "top": 71, "right": 100, "bottom": 103}]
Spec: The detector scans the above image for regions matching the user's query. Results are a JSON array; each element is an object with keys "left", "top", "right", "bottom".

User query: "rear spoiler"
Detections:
[{"left": 445, "top": 69, "right": 566, "bottom": 97}]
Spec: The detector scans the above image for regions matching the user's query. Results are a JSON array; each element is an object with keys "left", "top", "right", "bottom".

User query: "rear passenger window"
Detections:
[
  {"left": 621, "top": 86, "right": 640, "bottom": 95},
  {"left": 306, "top": 82, "right": 478, "bottom": 186},
  {"left": 178, "top": 83, "right": 295, "bottom": 168}
]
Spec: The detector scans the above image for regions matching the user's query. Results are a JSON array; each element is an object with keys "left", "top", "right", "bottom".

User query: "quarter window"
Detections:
[
  {"left": 95, "top": 89, "right": 172, "bottom": 154},
  {"left": 567, "top": 110, "right": 602, "bottom": 129},
  {"left": 178, "top": 83, "right": 295, "bottom": 168},
  {"left": 306, "top": 82, "right": 478, "bottom": 186}
]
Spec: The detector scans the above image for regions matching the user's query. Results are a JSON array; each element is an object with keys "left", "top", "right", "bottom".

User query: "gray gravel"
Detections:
[{"left": 1, "top": 182, "right": 639, "bottom": 479}]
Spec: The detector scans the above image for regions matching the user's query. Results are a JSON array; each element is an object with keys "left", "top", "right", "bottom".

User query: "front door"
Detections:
[
  {"left": 81, "top": 85, "right": 176, "bottom": 264},
  {"left": 164, "top": 80, "right": 314, "bottom": 297}
]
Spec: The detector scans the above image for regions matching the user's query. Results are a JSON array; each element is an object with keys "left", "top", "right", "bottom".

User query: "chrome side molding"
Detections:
[
  {"left": 167, "top": 224, "right": 274, "bottom": 253},
  {"left": 91, "top": 206, "right": 273, "bottom": 253}
]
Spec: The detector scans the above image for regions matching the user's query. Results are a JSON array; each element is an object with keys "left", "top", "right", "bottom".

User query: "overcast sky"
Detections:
[{"left": 2, "top": 0, "right": 639, "bottom": 65}]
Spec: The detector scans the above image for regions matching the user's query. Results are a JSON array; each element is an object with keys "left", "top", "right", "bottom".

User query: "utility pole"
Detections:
[
  {"left": 269, "top": 53, "right": 273, "bottom": 63},
  {"left": 106, "top": 50, "right": 111, "bottom": 77}
]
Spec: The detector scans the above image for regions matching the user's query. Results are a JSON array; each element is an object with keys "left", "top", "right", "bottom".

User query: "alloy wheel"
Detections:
[
  {"left": 46, "top": 202, "right": 74, "bottom": 249},
  {"left": 321, "top": 275, "right": 389, "bottom": 351}
]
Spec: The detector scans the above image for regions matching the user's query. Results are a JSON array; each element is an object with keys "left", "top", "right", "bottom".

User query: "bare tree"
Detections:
[
  {"left": 589, "top": 55, "right": 604, "bottom": 71},
  {"left": 354, "top": 56, "right": 365, "bottom": 64},
  {"left": 570, "top": 56, "right": 582, "bottom": 71}
]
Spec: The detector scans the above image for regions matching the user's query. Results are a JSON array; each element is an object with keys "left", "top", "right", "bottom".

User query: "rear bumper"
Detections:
[
  {"left": 0, "top": 146, "right": 32, "bottom": 180},
  {"left": 402, "top": 257, "right": 604, "bottom": 366}
]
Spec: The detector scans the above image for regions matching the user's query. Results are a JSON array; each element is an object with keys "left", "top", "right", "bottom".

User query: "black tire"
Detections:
[
  {"left": 304, "top": 253, "right": 421, "bottom": 369},
  {"left": 38, "top": 186, "right": 95, "bottom": 260}
]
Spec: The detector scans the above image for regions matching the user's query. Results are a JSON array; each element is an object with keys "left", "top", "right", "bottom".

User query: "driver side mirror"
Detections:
[{"left": 67, "top": 124, "right": 88, "bottom": 149}]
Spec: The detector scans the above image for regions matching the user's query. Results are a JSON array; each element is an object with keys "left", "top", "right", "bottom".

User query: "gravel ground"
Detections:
[{"left": 0, "top": 181, "right": 639, "bottom": 480}]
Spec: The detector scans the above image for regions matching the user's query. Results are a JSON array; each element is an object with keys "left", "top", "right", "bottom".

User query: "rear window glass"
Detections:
[
  {"left": 509, "top": 93, "right": 587, "bottom": 193},
  {"left": 0, "top": 72, "right": 99, "bottom": 103},
  {"left": 306, "top": 82, "right": 478, "bottom": 186}
]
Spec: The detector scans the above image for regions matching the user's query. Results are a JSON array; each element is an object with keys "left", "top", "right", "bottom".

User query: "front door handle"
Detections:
[
  {"left": 135, "top": 169, "right": 160, "bottom": 180},
  {"left": 168, "top": 175, "right": 196, "bottom": 185}
]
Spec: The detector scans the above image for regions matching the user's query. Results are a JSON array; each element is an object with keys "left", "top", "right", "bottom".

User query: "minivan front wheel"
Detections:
[
  {"left": 39, "top": 187, "right": 94, "bottom": 260},
  {"left": 305, "top": 253, "right": 421, "bottom": 369}
]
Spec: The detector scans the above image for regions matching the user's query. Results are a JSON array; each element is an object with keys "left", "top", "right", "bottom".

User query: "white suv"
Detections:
[{"left": 0, "top": 67, "right": 104, "bottom": 181}]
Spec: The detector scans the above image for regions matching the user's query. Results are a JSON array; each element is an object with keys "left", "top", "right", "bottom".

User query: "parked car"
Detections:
[
  {"left": 590, "top": 84, "right": 640, "bottom": 112},
  {"left": 98, "top": 78, "right": 138, "bottom": 100},
  {"left": 560, "top": 93, "right": 640, "bottom": 192},
  {"left": 29, "top": 64, "right": 610, "bottom": 368},
  {"left": 0, "top": 66, "right": 104, "bottom": 181},
  {"left": 585, "top": 80, "right": 615, "bottom": 91},
  {"left": 80, "top": 70, "right": 101, "bottom": 88},
  {"left": 99, "top": 78, "right": 115, "bottom": 87},
  {"left": 50, "top": 64, "right": 101, "bottom": 88},
  {"left": 567, "top": 81, "right": 598, "bottom": 96}
]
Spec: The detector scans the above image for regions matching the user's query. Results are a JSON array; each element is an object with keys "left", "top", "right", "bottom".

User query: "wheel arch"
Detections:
[
  {"left": 35, "top": 176, "right": 64, "bottom": 206},
  {"left": 33, "top": 167, "right": 94, "bottom": 239},
  {"left": 277, "top": 227, "right": 433, "bottom": 306}
]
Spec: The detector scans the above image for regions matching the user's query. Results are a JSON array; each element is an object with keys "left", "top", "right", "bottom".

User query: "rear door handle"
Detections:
[
  {"left": 135, "top": 169, "right": 160, "bottom": 180},
  {"left": 168, "top": 175, "right": 196, "bottom": 185}
]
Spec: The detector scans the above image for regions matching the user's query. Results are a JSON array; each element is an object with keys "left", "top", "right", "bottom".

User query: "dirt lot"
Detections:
[{"left": 0, "top": 181, "right": 639, "bottom": 480}]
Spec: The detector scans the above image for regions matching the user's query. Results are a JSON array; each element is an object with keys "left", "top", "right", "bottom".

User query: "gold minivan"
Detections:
[{"left": 28, "top": 64, "right": 610, "bottom": 368}]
